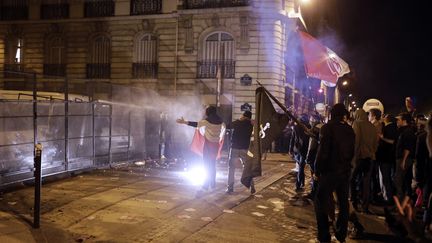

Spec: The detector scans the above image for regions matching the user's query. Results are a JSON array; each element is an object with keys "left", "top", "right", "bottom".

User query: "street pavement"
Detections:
[{"left": 0, "top": 154, "right": 401, "bottom": 242}]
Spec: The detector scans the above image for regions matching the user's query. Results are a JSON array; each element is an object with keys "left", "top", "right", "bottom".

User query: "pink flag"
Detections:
[{"left": 298, "top": 31, "right": 350, "bottom": 84}]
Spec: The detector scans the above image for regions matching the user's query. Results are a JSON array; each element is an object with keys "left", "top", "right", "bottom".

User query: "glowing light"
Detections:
[
  {"left": 134, "top": 161, "right": 145, "bottom": 166},
  {"left": 352, "top": 101, "right": 356, "bottom": 104},
  {"left": 318, "top": 88, "right": 323, "bottom": 93},
  {"left": 348, "top": 94, "right": 353, "bottom": 97},
  {"left": 301, "top": 0, "right": 311, "bottom": 4},
  {"left": 342, "top": 80, "right": 348, "bottom": 86},
  {"left": 183, "top": 165, "right": 207, "bottom": 186}
]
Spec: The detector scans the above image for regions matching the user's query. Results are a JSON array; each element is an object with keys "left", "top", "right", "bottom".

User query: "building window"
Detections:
[
  {"left": 4, "top": 37, "right": 25, "bottom": 77},
  {"left": 84, "top": 0, "right": 114, "bottom": 18},
  {"left": 133, "top": 34, "right": 158, "bottom": 79},
  {"left": 198, "top": 31, "right": 235, "bottom": 79},
  {"left": 44, "top": 36, "right": 66, "bottom": 77},
  {"left": 87, "top": 35, "right": 111, "bottom": 79},
  {"left": 183, "top": 0, "right": 249, "bottom": 9},
  {"left": 0, "top": 0, "right": 29, "bottom": 21},
  {"left": 41, "top": 0, "right": 69, "bottom": 20},
  {"left": 131, "top": 0, "right": 162, "bottom": 15}
]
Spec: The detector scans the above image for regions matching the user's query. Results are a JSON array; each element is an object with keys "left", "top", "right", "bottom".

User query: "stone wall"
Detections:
[{"left": 0, "top": 0, "right": 302, "bottom": 119}]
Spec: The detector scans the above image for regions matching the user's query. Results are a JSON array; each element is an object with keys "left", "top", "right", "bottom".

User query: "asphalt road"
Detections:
[{"left": 0, "top": 154, "right": 403, "bottom": 242}]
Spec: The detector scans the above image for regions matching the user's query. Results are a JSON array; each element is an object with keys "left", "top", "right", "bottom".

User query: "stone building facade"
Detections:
[{"left": 0, "top": 0, "right": 310, "bottom": 120}]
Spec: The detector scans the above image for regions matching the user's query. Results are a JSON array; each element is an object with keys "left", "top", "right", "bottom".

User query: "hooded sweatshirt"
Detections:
[{"left": 352, "top": 109, "right": 378, "bottom": 161}]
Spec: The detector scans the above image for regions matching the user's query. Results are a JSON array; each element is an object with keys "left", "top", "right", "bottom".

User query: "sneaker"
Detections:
[
  {"left": 349, "top": 227, "right": 364, "bottom": 239},
  {"left": 225, "top": 187, "right": 234, "bottom": 194},
  {"left": 250, "top": 184, "right": 256, "bottom": 194}
]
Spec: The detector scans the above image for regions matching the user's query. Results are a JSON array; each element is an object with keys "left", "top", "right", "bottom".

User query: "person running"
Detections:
[
  {"left": 176, "top": 105, "right": 226, "bottom": 196},
  {"left": 314, "top": 103, "right": 355, "bottom": 243},
  {"left": 226, "top": 110, "right": 253, "bottom": 194}
]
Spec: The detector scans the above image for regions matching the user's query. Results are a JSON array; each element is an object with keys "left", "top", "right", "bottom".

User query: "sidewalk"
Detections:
[{"left": 0, "top": 153, "right": 294, "bottom": 242}]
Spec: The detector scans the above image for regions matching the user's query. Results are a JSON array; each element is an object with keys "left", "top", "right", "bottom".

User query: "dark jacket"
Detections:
[
  {"left": 293, "top": 122, "right": 311, "bottom": 158},
  {"left": 415, "top": 131, "right": 430, "bottom": 187},
  {"left": 315, "top": 120, "right": 355, "bottom": 176},
  {"left": 229, "top": 118, "right": 253, "bottom": 149},
  {"left": 396, "top": 125, "right": 416, "bottom": 159}
]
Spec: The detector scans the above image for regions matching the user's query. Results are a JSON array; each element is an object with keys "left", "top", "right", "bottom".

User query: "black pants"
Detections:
[
  {"left": 351, "top": 158, "right": 373, "bottom": 210},
  {"left": 314, "top": 173, "right": 350, "bottom": 242}
]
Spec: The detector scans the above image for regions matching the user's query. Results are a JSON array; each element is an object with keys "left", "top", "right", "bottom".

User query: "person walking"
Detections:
[
  {"left": 314, "top": 103, "right": 355, "bottom": 243},
  {"left": 351, "top": 108, "right": 378, "bottom": 213},
  {"left": 226, "top": 110, "right": 253, "bottom": 194},
  {"left": 176, "top": 105, "right": 226, "bottom": 196}
]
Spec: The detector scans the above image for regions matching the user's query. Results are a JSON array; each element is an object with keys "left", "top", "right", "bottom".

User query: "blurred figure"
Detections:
[
  {"left": 314, "top": 104, "right": 355, "bottom": 243},
  {"left": 293, "top": 114, "right": 311, "bottom": 191},
  {"left": 305, "top": 113, "right": 323, "bottom": 198}
]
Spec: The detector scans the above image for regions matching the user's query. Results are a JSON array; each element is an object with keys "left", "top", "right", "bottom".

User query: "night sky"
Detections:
[{"left": 301, "top": 0, "right": 431, "bottom": 114}]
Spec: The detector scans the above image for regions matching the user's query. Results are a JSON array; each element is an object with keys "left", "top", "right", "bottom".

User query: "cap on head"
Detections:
[{"left": 243, "top": 110, "right": 252, "bottom": 119}]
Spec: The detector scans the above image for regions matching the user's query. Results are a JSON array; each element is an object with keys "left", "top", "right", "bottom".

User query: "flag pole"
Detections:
[{"left": 256, "top": 81, "right": 315, "bottom": 137}]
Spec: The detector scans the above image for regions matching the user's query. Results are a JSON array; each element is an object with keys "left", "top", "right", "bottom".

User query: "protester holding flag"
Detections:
[
  {"left": 314, "top": 103, "right": 355, "bottom": 243},
  {"left": 176, "top": 106, "right": 225, "bottom": 196},
  {"left": 241, "top": 87, "right": 289, "bottom": 191}
]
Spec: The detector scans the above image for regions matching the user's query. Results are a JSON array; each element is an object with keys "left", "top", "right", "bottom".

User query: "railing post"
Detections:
[{"left": 64, "top": 77, "right": 69, "bottom": 171}]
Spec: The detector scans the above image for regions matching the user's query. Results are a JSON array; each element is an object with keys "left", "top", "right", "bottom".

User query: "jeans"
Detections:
[
  {"left": 379, "top": 162, "right": 394, "bottom": 201},
  {"left": 227, "top": 148, "right": 247, "bottom": 188},
  {"left": 296, "top": 154, "right": 306, "bottom": 189}
]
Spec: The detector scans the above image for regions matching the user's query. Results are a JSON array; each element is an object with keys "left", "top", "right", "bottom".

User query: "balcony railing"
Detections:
[
  {"left": 84, "top": 0, "right": 114, "bottom": 17},
  {"left": 3, "top": 64, "right": 26, "bottom": 78},
  {"left": 41, "top": 4, "right": 69, "bottom": 19},
  {"left": 183, "top": 0, "right": 249, "bottom": 9},
  {"left": 197, "top": 60, "right": 235, "bottom": 79},
  {"left": 131, "top": 0, "right": 162, "bottom": 15},
  {"left": 86, "top": 64, "right": 111, "bottom": 79},
  {"left": 44, "top": 64, "right": 66, "bottom": 77},
  {"left": 0, "top": 1, "right": 28, "bottom": 21},
  {"left": 132, "top": 63, "right": 158, "bottom": 79}
]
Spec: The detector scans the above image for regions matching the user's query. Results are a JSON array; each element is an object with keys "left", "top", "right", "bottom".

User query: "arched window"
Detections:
[
  {"left": 198, "top": 31, "right": 235, "bottom": 78},
  {"left": 44, "top": 35, "right": 66, "bottom": 77},
  {"left": 87, "top": 34, "right": 111, "bottom": 79},
  {"left": 133, "top": 34, "right": 158, "bottom": 79},
  {"left": 4, "top": 35, "right": 25, "bottom": 77}
]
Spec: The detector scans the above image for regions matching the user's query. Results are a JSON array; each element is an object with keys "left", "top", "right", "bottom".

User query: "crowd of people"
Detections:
[
  {"left": 177, "top": 101, "right": 432, "bottom": 242},
  {"left": 283, "top": 103, "right": 432, "bottom": 242}
]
